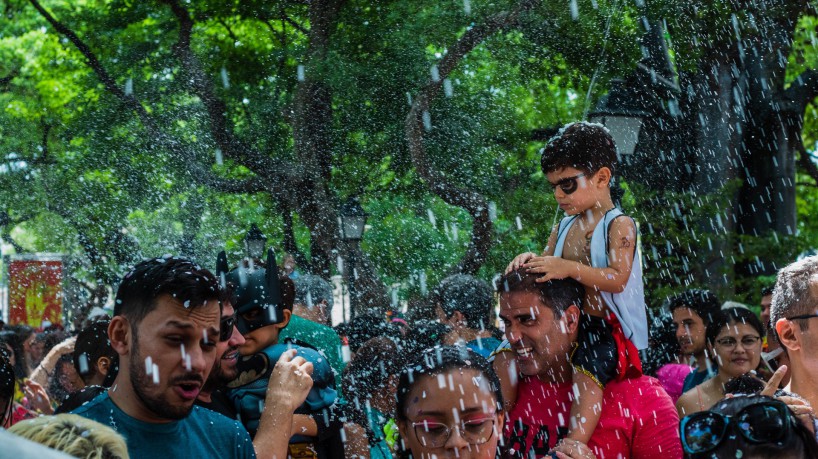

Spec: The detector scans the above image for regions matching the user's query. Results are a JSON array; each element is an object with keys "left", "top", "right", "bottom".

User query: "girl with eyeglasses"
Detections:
[
  {"left": 395, "top": 346, "right": 506, "bottom": 459},
  {"left": 677, "top": 307, "right": 766, "bottom": 417},
  {"left": 680, "top": 394, "right": 818, "bottom": 458}
]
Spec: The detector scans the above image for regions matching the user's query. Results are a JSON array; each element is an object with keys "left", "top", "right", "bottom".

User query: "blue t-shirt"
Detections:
[
  {"left": 72, "top": 392, "right": 256, "bottom": 459},
  {"left": 681, "top": 365, "right": 716, "bottom": 393}
]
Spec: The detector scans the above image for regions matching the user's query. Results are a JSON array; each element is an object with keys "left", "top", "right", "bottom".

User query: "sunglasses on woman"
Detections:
[{"left": 680, "top": 399, "right": 796, "bottom": 454}]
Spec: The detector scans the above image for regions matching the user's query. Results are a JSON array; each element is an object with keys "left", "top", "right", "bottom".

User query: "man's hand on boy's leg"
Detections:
[
  {"left": 506, "top": 252, "right": 538, "bottom": 274},
  {"left": 523, "top": 256, "right": 579, "bottom": 282}
]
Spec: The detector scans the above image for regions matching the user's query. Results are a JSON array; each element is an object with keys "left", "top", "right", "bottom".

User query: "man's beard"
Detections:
[
  {"left": 129, "top": 332, "right": 200, "bottom": 420},
  {"left": 207, "top": 346, "right": 239, "bottom": 387}
]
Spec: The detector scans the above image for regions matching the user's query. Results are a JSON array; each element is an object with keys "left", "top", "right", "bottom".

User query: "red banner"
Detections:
[{"left": 8, "top": 258, "right": 63, "bottom": 327}]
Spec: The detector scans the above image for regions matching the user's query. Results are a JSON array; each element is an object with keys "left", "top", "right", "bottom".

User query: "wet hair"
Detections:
[
  {"left": 344, "top": 337, "right": 403, "bottom": 402},
  {"left": 8, "top": 413, "right": 130, "bottom": 459},
  {"left": 706, "top": 307, "right": 766, "bottom": 348},
  {"left": 113, "top": 256, "right": 221, "bottom": 327},
  {"left": 73, "top": 321, "right": 118, "bottom": 387},
  {"left": 396, "top": 345, "right": 503, "bottom": 423},
  {"left": 49, "top": 354, "right": 78, "bottom": 403},
  {"left": 761, "top": 285, "right": 774, "bottom": 297},
  {"left": 688, "top": 394, "right": 818, "bottom": 459},
  {"left": 401, "top": 319, "right": 450, "bottom": 356},
  {"left": 0, "top": 329, "right": 26, "bottom": 379},
  {"left": 643, "top": 313, "right": 682, "bottom": 377},
  {"left": 723, "top": 373, "right": 766, "bottom": 395},
  {"left": 667, "top": 289, "right": 721, "bottom": 326},
  {"left": 433, "top": 274, "right": 494, "bottom": 327},
  {"left": 293, "top": 274, "right": 334, "bottom": 310},
  {"left": 540, "top": 122, "right": 617, "bottom": 178},
  {"left": 771, "top": 256, "right": 818, "bottom": 331},
  {"left": 496, "top": 270, "right": 584, "bottom": 319},
  {"left": 335, "top": 313, "right": 401, "bottom": 353}
]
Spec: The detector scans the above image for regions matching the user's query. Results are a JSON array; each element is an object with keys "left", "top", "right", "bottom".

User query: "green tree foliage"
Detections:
[{"left": 1, "top": 0, "right": 818, "bottom": 318}]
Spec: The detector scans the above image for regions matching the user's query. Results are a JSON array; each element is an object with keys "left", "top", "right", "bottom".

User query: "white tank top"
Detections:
[{"left": 553, "top": 208, "right": 649, "bottom": 350}]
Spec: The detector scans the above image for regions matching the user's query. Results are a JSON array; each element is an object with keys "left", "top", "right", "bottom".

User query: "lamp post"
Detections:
[
  {"left": 244, "top": 224, "right": 267, "bottom": 261},
  {"left": 339, "top": 198, "right": 367, "bottom": 317},
  {"left": 588, "top": 79, "right": 650, "bottom": 162}
]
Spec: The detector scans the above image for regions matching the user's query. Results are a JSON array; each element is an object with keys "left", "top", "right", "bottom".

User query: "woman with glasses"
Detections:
[
  {"left": 677, "top": 307, "right": 766, "bottom": 417},
  {"left": 680, "top": 394, "right": 818, "bottom": 458},
  {"left": 396, "top": 346, "right": 506, "bottom": 459}
]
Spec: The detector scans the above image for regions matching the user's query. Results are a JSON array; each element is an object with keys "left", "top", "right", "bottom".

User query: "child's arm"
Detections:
[
  {"left": 504, "top": 224, "right": 560, "bottom": 273},
  {"left": 523, "top": 217, "right": 636, "bottom": 293}
]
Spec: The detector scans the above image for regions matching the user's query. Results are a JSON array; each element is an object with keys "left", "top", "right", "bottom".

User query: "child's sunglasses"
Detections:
[
  {"left": 680, "top": 399, "right": 795, "bottom": 454},
  {"left": 549, "top": 173, "right": 586, "bottom": 195}
]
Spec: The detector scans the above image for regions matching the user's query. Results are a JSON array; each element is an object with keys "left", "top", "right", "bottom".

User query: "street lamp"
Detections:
[
  {"left": 339, "top": 198, "right": 368, "bottom": 317},
  {"left": 588, "top": 79, "right": 650, "bottom": 158},
  {"left": 244, "top": 224, "right": 267, "bottom": 260},
  {"left": 339, "top": 199, "right": 367, "bottom": 241}
]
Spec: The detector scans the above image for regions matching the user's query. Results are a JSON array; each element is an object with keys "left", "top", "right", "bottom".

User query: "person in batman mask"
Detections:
[{"left": 218, "top": 248, "right": 345, "bottom": 459}]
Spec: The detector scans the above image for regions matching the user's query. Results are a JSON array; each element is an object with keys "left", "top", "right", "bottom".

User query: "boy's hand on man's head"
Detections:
[
  {"left": 524, "top": 256, "right": 577, "bottom": 282},
  {"left": 506, "top": 252, "right": 538, "bottom": 274}
]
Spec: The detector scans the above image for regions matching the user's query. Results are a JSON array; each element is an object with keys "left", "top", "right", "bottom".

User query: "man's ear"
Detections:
[
  {"left": 108, "top": 316, "right": 131, "bottom": 357},
  {"left": 775, "top": 319, "right": 800, "bottom": 352},
  {"left": 96, "top": 356, "right": 111, "bottom": 376},
  {"left": 564, "top": 304, "right": 581, "bottom": 334}
]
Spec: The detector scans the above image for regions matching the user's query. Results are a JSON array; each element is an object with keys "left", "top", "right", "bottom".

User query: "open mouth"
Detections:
[
  {"left": 515, "top": 347, "right": 533, "bottom": 358},
  {"left": 174, "top": 381, "right": 202, "bottom": 400},
  {"left": 222, "top": 350, "right": 239, "bottom": 361}
]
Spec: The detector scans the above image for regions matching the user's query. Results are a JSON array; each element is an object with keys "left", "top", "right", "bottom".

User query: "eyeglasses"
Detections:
[
  {"left": 549, "top": 173, "right": 586, "bottom": 195},
  {"left": 681, "top": 400, "right": 795, "bottom": 454},
  {"left": 412, "top": 416, "right": 496, "bottom": 447},
  {"left": 714, "top": 335, "right": 761, "bottom": 350},
  {"left": 219, "top": 314, "right": 236, "bottom": 342},
  {"left": 785, "top": 313, "right": 818, "bottom": 322}
]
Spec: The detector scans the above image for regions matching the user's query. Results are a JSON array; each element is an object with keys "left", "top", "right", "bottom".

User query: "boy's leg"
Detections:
[{"left": 567, "top": 370, "right": 603, "bottom": 443}]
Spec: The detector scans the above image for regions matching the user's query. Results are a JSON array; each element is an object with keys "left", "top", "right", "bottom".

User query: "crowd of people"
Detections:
[{"left": 1, "top": 122, "right": 817, "bottom": 459}]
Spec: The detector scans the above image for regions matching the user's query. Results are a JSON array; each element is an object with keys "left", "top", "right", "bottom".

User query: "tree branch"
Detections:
[
  {"left": 797, "top": 147, "right": 818, "bottom": 186},
  {"left": 782, "top": 68, "right": 818, "bottom": 110},
  {"left": 405, "top": 0, "right": 541, "bottom": 274},
  {"left": 282, "top": 13, "right": 309, "bottom": 35}
]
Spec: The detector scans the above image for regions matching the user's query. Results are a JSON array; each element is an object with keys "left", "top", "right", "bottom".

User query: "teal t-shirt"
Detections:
[
  {"left": 279, "top": 314, "right": 345, "bottom": 389},
  {"left": 72, "top": 392, "right": 256, "bottom": 459}
]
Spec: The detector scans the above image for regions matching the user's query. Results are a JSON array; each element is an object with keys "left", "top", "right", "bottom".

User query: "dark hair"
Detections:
[
  {"left": 667, "top": 289, "right": 721, "bottom": 326},
  {"left": 0, "top": 329, "right": 27, "bottom": 379},
  {"left": 344, "top": 337, "right": 403, "bottom": 402},
  {"left": 48, "top": 354, "right": 76, "bottom": 403},
  {"left": 73, "top": 321, "right": 118, "bottom": 387},
  {"left": 113, "top": 256, "right": 221, "bottom": 327},
  {"left": 643, "top": 313, "right": 682, "bottom": 377},
  {"left": 433, "top": 274, "right": 494, "bottom": 327},
  {"left": 540, "top": 122, "right": 617, "bottom": 178},
  {"left": 0, "top": 351, "right": 14, "bottom": 426},
  {"left": 706, "top": 307, "right": 766, "bottom": 348},
  {"left": 335, "top": 313, "right": 401, "bottom": 353},
  {"left": 688, "top": 395, "right": 818, "bottom": 459},
  {"left": 497, "top": 270, "right": 584, "bottom": 319},
  {"left": 396, "top": 346, "right": 503, "bottom": 423},
  {"left": 401, "top": 319, "right": 449, "bottom": 356},
  {"left": 761, "top": 286, "right": 774, "bottom": 297},
  {"left": 723, "top": 373, "right": 766, "bottom": 395},
  {"left": 36, "top": 330, "right": 70, "bottom": 360}
]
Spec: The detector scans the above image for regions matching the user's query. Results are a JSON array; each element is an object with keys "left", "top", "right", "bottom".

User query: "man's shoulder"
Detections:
[{"left": 70, "top": 391, "right": 111, "bottom": 419}]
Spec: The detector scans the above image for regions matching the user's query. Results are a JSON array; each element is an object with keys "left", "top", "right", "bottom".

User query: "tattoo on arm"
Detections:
[{"left": 620, "top": 237, "right": 631, "bottom": 248}]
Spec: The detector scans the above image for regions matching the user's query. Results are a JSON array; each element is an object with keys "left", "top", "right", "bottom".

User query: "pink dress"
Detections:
[{"left": 655, "top": 363, "right": 692, "bottom": 403}]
